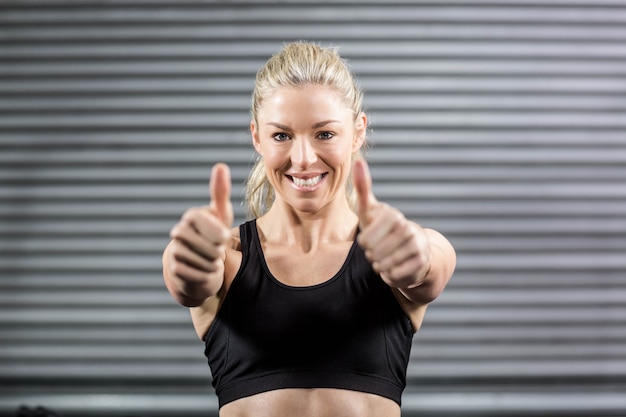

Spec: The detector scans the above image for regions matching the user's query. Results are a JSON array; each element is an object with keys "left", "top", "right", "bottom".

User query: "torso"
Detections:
[{"left": 190, "top": 219, "right": 424, "bottom": 416}]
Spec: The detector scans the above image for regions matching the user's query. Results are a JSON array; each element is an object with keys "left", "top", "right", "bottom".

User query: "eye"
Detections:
[
  {"left": 272, "top": 132, "right": 291, "bottom": 142},
  {"left": 317, "top": 131, "right": 335, "bottom": 140}
]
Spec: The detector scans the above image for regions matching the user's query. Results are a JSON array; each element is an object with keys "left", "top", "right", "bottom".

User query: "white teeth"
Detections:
[{"left": 292, "top": 175, "right": 323, "bottom": 187}]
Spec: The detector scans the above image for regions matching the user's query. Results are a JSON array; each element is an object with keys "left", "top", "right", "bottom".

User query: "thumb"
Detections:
[
  {"left": 352, "top": 158, "right": 375, "bottom": 229},
  {"left": 209, "top": 163, "right": 234, "bottom": 227}
]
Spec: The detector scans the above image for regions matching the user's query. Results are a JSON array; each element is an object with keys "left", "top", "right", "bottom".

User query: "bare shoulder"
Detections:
[
  {"left": 224, "top": 226, "right": 243, "bottom": 286},
  {"left": 229, "top": 226, "right": 242, "bottom": 251}
]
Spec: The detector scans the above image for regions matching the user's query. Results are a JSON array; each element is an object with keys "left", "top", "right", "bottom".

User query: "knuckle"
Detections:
[
  {"left": 170, "top": 262, "right": 188, "bottom": 280},
  {"left": 392, "top": 208, "right": 404, "bottom": 223},
  {"left": 171, "top": 219, "right": 196, "bottom": 240},
  {"left": 169, "top": 239, "right": 185, "bottom": 255},
  {"left": 182, "top": 206, "right": 205, "bottom": 218}
]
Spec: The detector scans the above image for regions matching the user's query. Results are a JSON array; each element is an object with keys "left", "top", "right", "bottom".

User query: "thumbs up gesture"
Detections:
[
  {"left": 164, "top": 163, "right": 234, "bottom": 306},
  {"left": 353, "top": 158, "right": 432, "bottom": 290}
]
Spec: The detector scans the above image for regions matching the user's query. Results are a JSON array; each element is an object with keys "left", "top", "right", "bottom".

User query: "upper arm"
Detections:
[
  {"left": 392, "top": 288, "right": 428, "bottom": 332},
  {"left": 395, "top": 227, "right": 456, "bottom": 331},
  {"left": 422, "top": 227, "right": 456, "bottom": 298}
]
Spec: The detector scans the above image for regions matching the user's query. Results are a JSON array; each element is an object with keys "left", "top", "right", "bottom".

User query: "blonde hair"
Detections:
[{"left": 245, "top": 41, "right": 366, "bottom": 218}]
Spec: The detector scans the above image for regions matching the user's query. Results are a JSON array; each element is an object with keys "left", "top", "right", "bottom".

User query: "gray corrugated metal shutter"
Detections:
[{"left": 1, "top": 1, "right": 625, "bottom": 416}]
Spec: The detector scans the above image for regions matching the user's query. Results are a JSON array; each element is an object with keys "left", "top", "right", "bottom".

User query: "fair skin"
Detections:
[{"left": 163, "top": 85, "right": 456, "bottom": 417}]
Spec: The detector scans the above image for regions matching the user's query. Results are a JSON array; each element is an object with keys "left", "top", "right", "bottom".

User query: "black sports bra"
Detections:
[{"left": 203, "top": 220, "right": 413, "bottom": 408}]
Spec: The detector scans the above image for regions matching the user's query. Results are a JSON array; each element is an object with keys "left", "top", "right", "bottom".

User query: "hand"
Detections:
[
  {"left": 165, "top": 163, "right": 234, "bottom": 303},
  {"left": 353, "top": 158, "right": 431, "bottom": 289}
]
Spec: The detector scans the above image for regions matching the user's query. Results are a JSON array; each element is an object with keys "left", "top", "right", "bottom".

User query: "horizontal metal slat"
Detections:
[
  {"left": 3, "top": 5, "right": 626, "bottom": 24},
  {"left": 0, "top": 344, "right": 200, "bottom": 361},
  {"left": 0, "top": 149, "right": 255, "bottom": 165},
  {"left": 410, "top": 343, "right": 626, "bottom": 360},
  {"left": 366, "top": 148, "right": 626, "bottom": 164},
  {"left": 0, "top": 307, "right": 190, "bottom": 325},
  {"left": 442, "top": 271, "right": 626, "bottom": 287},
  {"left": 456, "top": 253, "right": 626, "bottom": 270},
  {"left": 451, "top": 236, "right": 626, "bottom": 252},
  {"left": 438, "top": 288, "right": 626, "bottom": 306},
  {"left": 407, "top": 359, "right": 626, "bottom": 378},
  {"left": 423, "top": 306, "right": 626, "bottom": 324},
  {"left": 2, "top": 23, "right": 626, "bottom": 43},
  {"left": 3, "top": 41, "right": 626, "bottom": 60},
  {"left": 0, "top": 273, "right": 171, "bottom": 290},
  {"left": 0, "top": 290, "right": 173, "bottom": 307},
  {"left": 0, "top": 362, "right": 209, "bottom": 379},
  {"left": 4, "top": 59, "right": 626, "bottom": 79},
  {"left": 415, "top": 324, "right": 626, "bottom": 342},
  {"left": 2, "top": 326, "right": 198, "bottom": 343}
]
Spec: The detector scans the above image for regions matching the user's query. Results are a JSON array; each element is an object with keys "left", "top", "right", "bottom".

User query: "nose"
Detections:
[{"left": 291, "top": 138, "right": 317, "bottom": 168}]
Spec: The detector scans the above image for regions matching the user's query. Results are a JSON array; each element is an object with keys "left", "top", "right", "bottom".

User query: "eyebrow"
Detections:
[
  {"left": 267, "top": 120, "right": 340, "bottom": 131},
  {"left": 312, "top": 119, "right": 340, "bottom": 129}
]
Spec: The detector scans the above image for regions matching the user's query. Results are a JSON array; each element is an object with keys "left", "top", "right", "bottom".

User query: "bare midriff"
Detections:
[{"left": 219, "top": 388, "right": 401, "bottom": 417}]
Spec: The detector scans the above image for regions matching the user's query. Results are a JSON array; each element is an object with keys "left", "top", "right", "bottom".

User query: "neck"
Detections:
[{"left": 258, "top": 201, "right": 358, "bottom": 252}]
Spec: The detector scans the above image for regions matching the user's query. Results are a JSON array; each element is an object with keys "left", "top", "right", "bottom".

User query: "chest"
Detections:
[{"left": 262, "top": 241, "right": 354, "bottom": 287}]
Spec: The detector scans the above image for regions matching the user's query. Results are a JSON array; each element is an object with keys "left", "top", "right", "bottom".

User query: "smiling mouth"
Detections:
[{"left": 288, "top": 174, "right": 326, "bottom": 187}]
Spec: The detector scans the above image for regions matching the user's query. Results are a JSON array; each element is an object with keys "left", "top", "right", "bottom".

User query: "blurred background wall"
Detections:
[{"left": 1, "top": 1, "right": 625, "bottom": 416}]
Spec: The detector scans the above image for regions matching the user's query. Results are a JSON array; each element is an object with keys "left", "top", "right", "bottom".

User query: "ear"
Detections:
[
  {"left": 352, "top": 112, "right": 367, "bottom": 153},
  {"left": 250, "top": 119, "right": 263, "bottom": 155}
]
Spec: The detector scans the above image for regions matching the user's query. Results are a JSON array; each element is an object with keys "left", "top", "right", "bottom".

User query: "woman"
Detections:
[{"left": 163, "top": 41, "right": 456, "bottom": 417}]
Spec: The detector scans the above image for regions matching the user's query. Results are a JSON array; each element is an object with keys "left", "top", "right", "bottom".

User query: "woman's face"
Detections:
[{"left": 251, "top": 85, "right": 366, "bottom": 215}]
